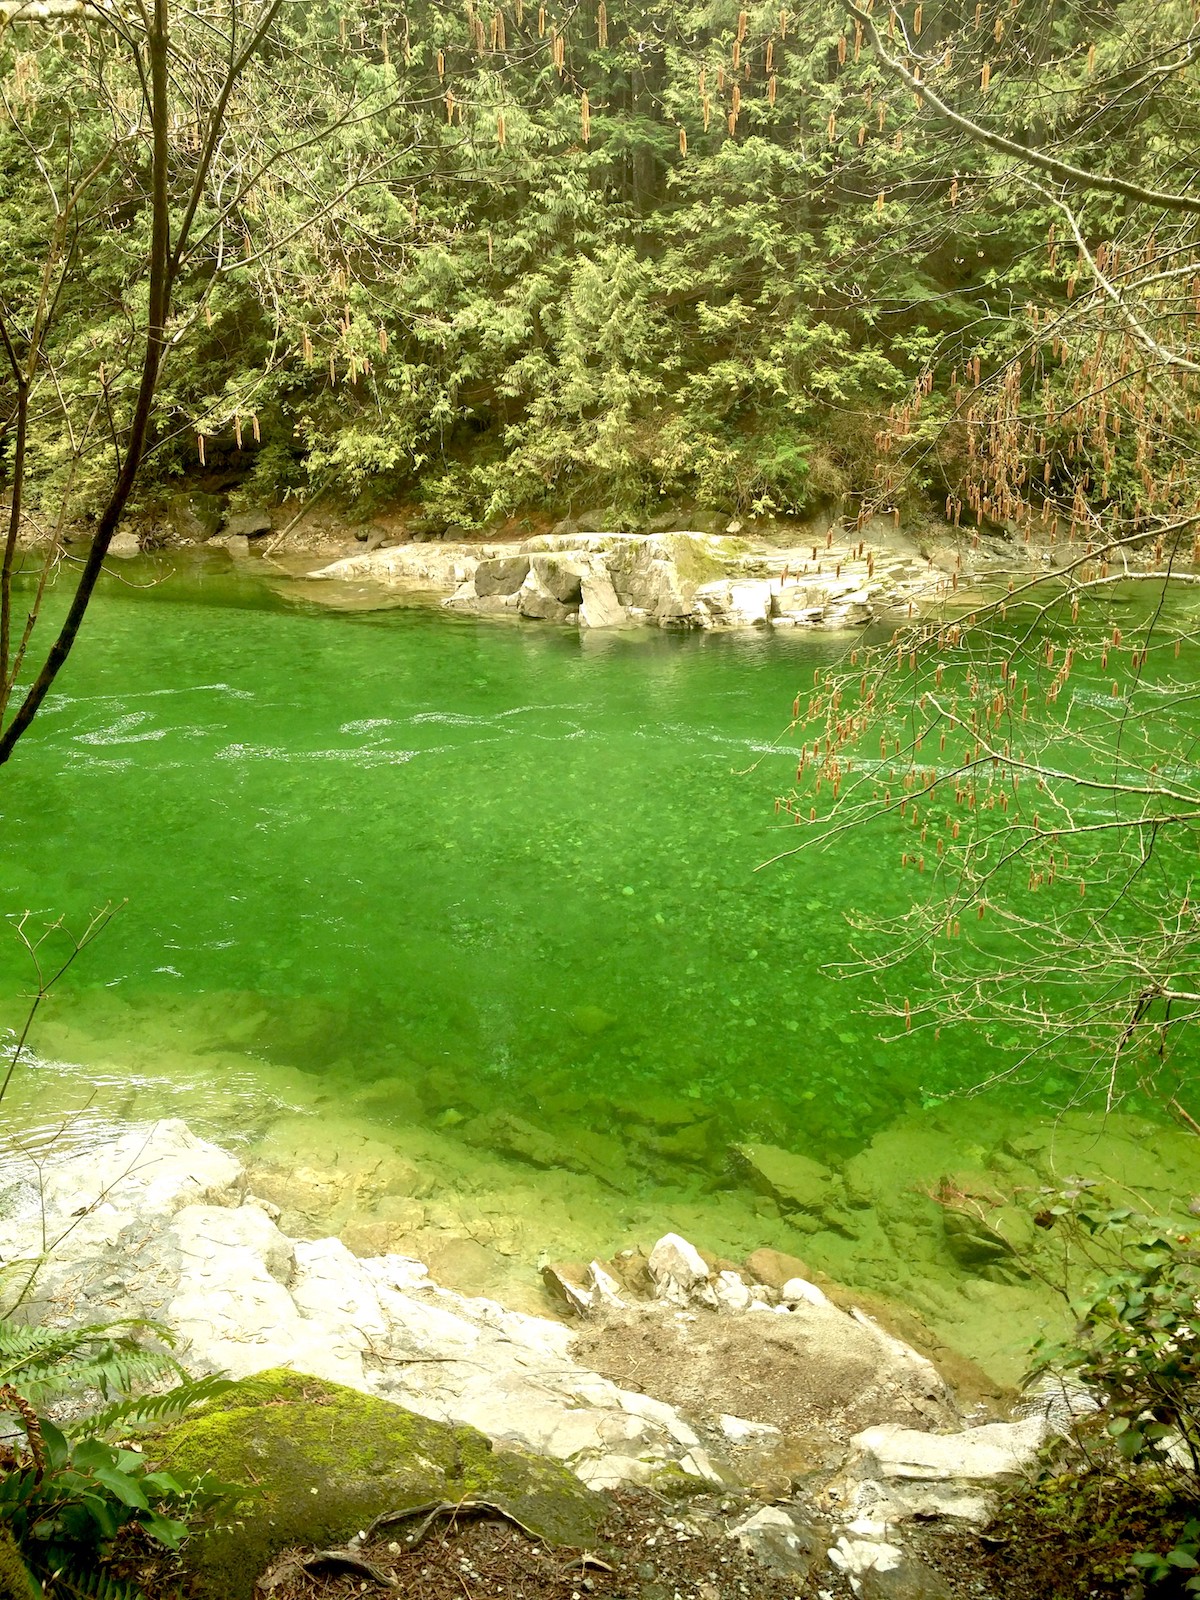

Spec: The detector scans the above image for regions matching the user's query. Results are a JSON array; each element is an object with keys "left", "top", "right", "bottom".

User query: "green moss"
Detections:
[
  {"left": 150, "top": 1369, "right": 605, "bottom": 1600},
  {"left": 659, "top": 533, "right": 729, "bottom": 584},
  {"left": 646, "top": 1461, "right": 724, "bottom": 1497},
  {"left": 0, "top": 1531, "right": 38, "bottom": 1600}
]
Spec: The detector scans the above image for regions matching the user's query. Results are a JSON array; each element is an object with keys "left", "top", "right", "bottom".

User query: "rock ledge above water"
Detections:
[{"left": 305, "top": 528, "right": 960, "bottom": 631}]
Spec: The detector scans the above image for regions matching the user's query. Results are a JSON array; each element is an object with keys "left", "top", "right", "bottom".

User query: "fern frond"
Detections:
[
  {"left": 0, "top": 1320, "right": 181, "bottom": 1404},
  {"left": 78, "top": 1375, "right": 235, "bottom": 1440},
  {"left": 54, "top": 1567, "right": 143, "bottom": 1600}
]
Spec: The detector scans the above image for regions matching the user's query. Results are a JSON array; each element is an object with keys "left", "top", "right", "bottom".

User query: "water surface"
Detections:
[{"left": 2, "top": 556, "right": 1196, "bottom": 1381}]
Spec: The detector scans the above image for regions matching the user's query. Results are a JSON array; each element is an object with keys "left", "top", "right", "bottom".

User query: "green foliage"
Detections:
[
  {"left": 0, "top": 1318, "right": 242, "bottom": 1599},
  {"left": 7, "top": 0, "right": 1199, "bottom": 535},
  {"left": 0, "top": 1322, "right": 182, "bottom": 1411},
  {"left": 0, "top": 0, "right": 1105, "bottom": 528},
  {"left": 1018, "top": 1197, "right": 1200, "bottom": 1595},
  {"left": 983, "top": 1461, "right": 1200, "bottom": 1600},
  {"left": 1035, "top": 1199, "right": 1200, "bottom": 1488}
]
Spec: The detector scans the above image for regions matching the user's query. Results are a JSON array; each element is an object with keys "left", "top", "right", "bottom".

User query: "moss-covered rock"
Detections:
[{"left": 150, "top": 1369, "right": 605, "bottom": 1600}]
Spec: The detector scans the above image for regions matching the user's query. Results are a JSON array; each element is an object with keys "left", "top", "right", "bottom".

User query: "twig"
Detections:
[{"left": 1168, "top": 1096, "right": 1200, "bottom": 1138}]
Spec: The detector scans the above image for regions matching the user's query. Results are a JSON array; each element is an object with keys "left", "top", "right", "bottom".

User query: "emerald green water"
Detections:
[
  {"left": 3, "top": 555, "right": 1199, "bottom": 1380},
  {"left": 0, "top": 558, "right": 922, "bottom": 1145}
]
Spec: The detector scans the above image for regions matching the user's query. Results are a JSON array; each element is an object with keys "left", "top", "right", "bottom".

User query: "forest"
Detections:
[{"left": 5, "top": 0, "right": 1197, "bottom": 537}]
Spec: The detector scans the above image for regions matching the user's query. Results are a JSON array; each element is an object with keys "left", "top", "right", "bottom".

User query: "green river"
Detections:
[{"left": 2, "top": 554, "right": 1197, "bottom": 1383}]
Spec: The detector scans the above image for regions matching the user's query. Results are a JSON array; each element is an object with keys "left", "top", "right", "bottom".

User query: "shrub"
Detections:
[{"left": 0, "top": 1319, "right": 242, "bottom": 1599}]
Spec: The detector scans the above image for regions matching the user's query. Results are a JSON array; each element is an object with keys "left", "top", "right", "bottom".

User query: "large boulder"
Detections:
[
  {"left": 517, "top": 566, "right": 572, "bottom": 621},
  {"left": 153, "top": 1370, "right": 605, "bottom": 1600},
  {"left": 168, "top": 491, "right": 224, "bottom": 543},
  {"left": 223, "top": 508, "right": 272, "bottom": 539},
  {"left": 727, "top": 1504, "right": 828, "bottom": 1579},
  {"left": 695, "top": 578, "right": 774, "bottom": 628},
  {"left": 474, "top": 554, "right": 530, "bottom": 596},
  {"left": 529, "top": 552, "right": 588, "bottom": 604},
  {"left": 647, "top": 1232, "right": 710, "bottom": 1303},
  {"left": 605, "top": 534, "right": 721, "bottom": 622},
  {"left": 844, "top": 1416, "right": 1048, "bottom": 1524},
  {"left": 580, "top": 567, "right": 629, "bottom": 628}
]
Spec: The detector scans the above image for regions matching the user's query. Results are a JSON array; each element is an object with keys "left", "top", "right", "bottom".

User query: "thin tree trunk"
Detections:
[
  {"left": 0, "top": 0, "right": 171, "bottom": 767},
  {"left": 0, "top": 373, "right": 28, "bottom": 719}
]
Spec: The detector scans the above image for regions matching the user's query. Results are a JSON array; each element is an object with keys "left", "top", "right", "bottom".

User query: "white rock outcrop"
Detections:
[
  {"left": 842, "top": 1415, "right": 1049, "bottom": 1523},
  {"left": 0, "top": 1122, "right": 711, "bottom": 1490},
  {"left": 303, "top": 527, "right": 952, "bottom": 633},
  {"left": 0, "top": 1117, "right": 1056, "bottom": 1570}
]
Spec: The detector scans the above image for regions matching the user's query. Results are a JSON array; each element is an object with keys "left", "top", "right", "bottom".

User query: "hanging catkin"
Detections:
[
  {"left": 678, "top": 125, "right": 687, "bottom": 153},
  {"left": 580, "top": 91, "right": 590, "bottom": 141},
  {"left": 767, "top": 73, "right": 777, "bottom": 105},
  {"left": 497, "top": 107, "right": 506, "bottom": 144},
  {"left": 597, "top": 0, "right": 607, "bottom": 45}
]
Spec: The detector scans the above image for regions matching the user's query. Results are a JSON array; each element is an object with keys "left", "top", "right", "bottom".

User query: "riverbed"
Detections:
[{"left": 2, "top": 552, "right": 1196, "bottom": 1383}]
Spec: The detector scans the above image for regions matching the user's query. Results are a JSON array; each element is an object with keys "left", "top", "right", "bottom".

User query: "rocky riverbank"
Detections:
[
  {"left": 0, "top": 1119, "right": 1066, "bottom": 1597},
  {"left": 300, "top": 524, "right": 995, "bottom": 632}
]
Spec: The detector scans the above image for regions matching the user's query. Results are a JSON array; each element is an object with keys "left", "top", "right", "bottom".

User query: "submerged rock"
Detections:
[
  {"left": 743, "top": 1246, "right": 813, "bottom": 1288},
  {"left": 731, "top": 1141, "right": 835, "bottom": 1217}
]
